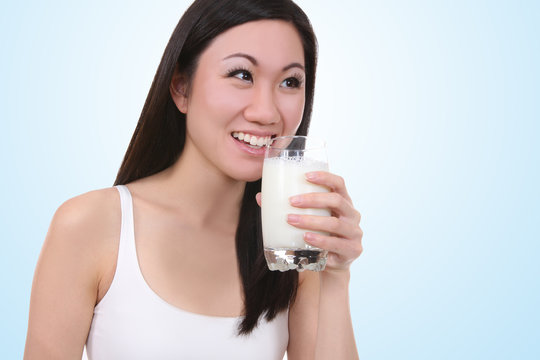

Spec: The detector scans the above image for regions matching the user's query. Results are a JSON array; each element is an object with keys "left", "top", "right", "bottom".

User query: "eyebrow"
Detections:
[
  {"left": 282, "top": 62, "right": 305, "bottom": 72},
  {"left": 223, "top": 53, "right": 258, "bottom": 65},
  {"left": 223, "top": 52, "right": 305, "bottom": 72}
]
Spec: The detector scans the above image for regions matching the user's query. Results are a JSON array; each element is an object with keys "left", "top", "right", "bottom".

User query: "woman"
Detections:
[{"left": 24, "top": 0, "right": 363, "bottom": 359}]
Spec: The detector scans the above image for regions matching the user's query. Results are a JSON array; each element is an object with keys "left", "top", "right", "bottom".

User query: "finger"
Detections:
[
  {"left": 255, "top": 192, "right": 262, "bottom": 207},
  {"left": 289, "top": 192, "right": 360, "bottom": 223},
  {"left": 286, "top": 214, "right": 360, "bottom": 240},
  {"left": 303, "top": 232, "right": 363, "bottom": 260},
  {"left": 305, "top": 171, "right": 352, "bottom": 202}
]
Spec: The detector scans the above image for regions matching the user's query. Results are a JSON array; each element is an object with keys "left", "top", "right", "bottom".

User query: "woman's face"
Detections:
[{"left": 172, "top": 20, "right": 306, "bottom": 182}]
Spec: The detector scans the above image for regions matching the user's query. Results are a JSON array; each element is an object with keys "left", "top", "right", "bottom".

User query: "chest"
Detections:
[{"left": 132, "top": 202, "right": 244, "bottom": 317}]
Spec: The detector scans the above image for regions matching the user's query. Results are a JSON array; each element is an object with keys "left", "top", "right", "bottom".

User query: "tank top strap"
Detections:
[{"left": 113, "top": 185, "right": 141, "bottom": 285}]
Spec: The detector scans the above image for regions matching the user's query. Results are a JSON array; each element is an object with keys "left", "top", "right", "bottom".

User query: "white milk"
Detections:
[{"left": 261, "top": 157, "right": 330, "bottom": 249}]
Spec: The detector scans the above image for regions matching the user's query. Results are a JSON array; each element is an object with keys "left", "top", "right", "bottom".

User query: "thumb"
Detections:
[{"left": 255, "top": 192, "right": 262, "bottom": 207}]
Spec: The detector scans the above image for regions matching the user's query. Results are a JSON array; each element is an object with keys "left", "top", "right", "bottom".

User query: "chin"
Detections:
[
  {"left": 242, "top": 174, "right": 263, "bottom": 182},
  {"left": 234, "top": 171, "right": 263, "bottom": 183},
  {"left": 226, "top": 165, "right": 263, "bottom": 183}
]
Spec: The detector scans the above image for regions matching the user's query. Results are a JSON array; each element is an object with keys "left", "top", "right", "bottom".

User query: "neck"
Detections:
[{"left": 155, "top": 141, "right": 246, "bottom": 231}]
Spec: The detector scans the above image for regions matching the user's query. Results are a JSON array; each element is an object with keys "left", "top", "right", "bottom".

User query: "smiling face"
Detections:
[{"left": 171, "top": 20, "right": 306, "bottom": 182}]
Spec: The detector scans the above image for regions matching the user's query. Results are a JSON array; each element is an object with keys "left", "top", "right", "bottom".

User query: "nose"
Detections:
[{"left": 243, "top": 85, "right": 280, "bottom": 125}]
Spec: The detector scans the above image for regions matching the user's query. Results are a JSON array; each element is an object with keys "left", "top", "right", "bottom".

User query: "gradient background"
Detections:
[{"left": 1, "top": 0, "right": 538, "bottom": 359}]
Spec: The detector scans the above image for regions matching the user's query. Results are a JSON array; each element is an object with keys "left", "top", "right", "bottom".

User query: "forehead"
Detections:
[{"left": 200, "top": 20, "right": 305, "bottom": 68}]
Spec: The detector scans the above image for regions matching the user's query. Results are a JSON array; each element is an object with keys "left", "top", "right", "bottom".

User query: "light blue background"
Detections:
[{"left": 1, "top": 0, "right": 538, "bottom": 359}]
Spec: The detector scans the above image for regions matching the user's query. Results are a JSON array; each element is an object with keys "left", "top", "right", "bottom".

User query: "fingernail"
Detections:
[
  {"left": 289, "top": 195, "right": 302, "bottom": 205},
  {"left": 305, "top": 172, "right": 318, "bottom": 180},
  {"left": 287, "top": 214, "right": 301, "bottom": 224},
  {"left": 304, "top": 232, "right": 317, "bottom": 242}
]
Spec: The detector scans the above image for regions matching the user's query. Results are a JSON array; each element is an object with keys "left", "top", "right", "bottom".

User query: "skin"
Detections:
[{"left": 24, "top": 20, "right": 363, "bottom": 360}]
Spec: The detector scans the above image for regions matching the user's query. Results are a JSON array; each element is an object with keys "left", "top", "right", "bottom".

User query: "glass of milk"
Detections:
[{"left": 261, "top": 136, "right": 330, "bottom": 272}]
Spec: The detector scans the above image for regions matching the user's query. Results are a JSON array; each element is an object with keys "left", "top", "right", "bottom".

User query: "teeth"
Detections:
[{"left": 232, "top": 132, "right": 274, "bottom": 148}]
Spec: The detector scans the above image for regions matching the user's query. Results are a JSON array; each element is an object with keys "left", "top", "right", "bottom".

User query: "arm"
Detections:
[
  {"left": 24, "top": 190, "right": 118, "bottom": 359},
  {"left": 284, "top": 172, "right": 363, "bottom": 359},
  {"left": 288, "top": 269, "right": 358, "bottom": 360},
  {"left": 315, "top": 270, "right": 358, "bottom": 359}
]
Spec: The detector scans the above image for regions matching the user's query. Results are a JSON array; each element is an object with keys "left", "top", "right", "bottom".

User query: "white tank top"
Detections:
[{"left": 85, "top": 185, "right": 289, "bottom": 359}]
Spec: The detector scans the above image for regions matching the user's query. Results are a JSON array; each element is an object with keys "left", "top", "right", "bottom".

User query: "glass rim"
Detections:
[{"left": 268, "top": 135, "right": 326, "bottom": 151}]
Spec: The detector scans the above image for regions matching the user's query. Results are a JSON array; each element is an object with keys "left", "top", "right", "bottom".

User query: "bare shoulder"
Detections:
[
  {"left": 44, "top": 187, "right": 121, "bottom": 283},
  {"left": 51, "top": 187, "right": 120, "bottom": 239},
  {"left": 24, "top": 187, "right": 122, "bottom": 358}
]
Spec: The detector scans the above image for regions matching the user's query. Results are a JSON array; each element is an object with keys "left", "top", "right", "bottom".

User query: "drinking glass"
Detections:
[{"left": 261, "top": 136, "right": 330, "bottom": 272}]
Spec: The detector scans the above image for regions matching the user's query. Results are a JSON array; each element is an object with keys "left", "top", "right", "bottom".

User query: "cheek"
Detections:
[
  {"left": 279, "top": 95, "right": 305, "bottom": 134},
  {"left": 186, "top": 79, "right": 244, "bottom": 132},
  {"left": 208, "top": 73, "right": 261, "bottom": 110},
  {"left": 205, "top": 83, "right": 246, "bottom": 115}
]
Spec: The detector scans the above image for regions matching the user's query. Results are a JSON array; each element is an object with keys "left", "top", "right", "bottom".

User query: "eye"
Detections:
[
  {"left": 227, "top": 68, "right": 253, "bottom": 83},
  {"left": 280, "top": 75, "right": 303, "bottom": 89}
]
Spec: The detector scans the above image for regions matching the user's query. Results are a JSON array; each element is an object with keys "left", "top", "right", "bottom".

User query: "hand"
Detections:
[{"left": 255, "top": 171, "right": 363, "bottom": 273}]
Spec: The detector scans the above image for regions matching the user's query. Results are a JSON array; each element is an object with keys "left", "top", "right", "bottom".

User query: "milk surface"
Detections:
[{"left": 261, "top": 157, "right": 330, "bottom": 249}]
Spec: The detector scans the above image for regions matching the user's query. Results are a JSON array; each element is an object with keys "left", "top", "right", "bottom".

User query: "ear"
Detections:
[{"left": 170, "top": 68, "right": 189, "bottom": 114}]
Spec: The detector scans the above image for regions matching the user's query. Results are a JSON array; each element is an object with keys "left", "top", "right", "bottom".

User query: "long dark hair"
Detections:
[{"left": 114, "top": 0, "right": 318, "bottom": 335}]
